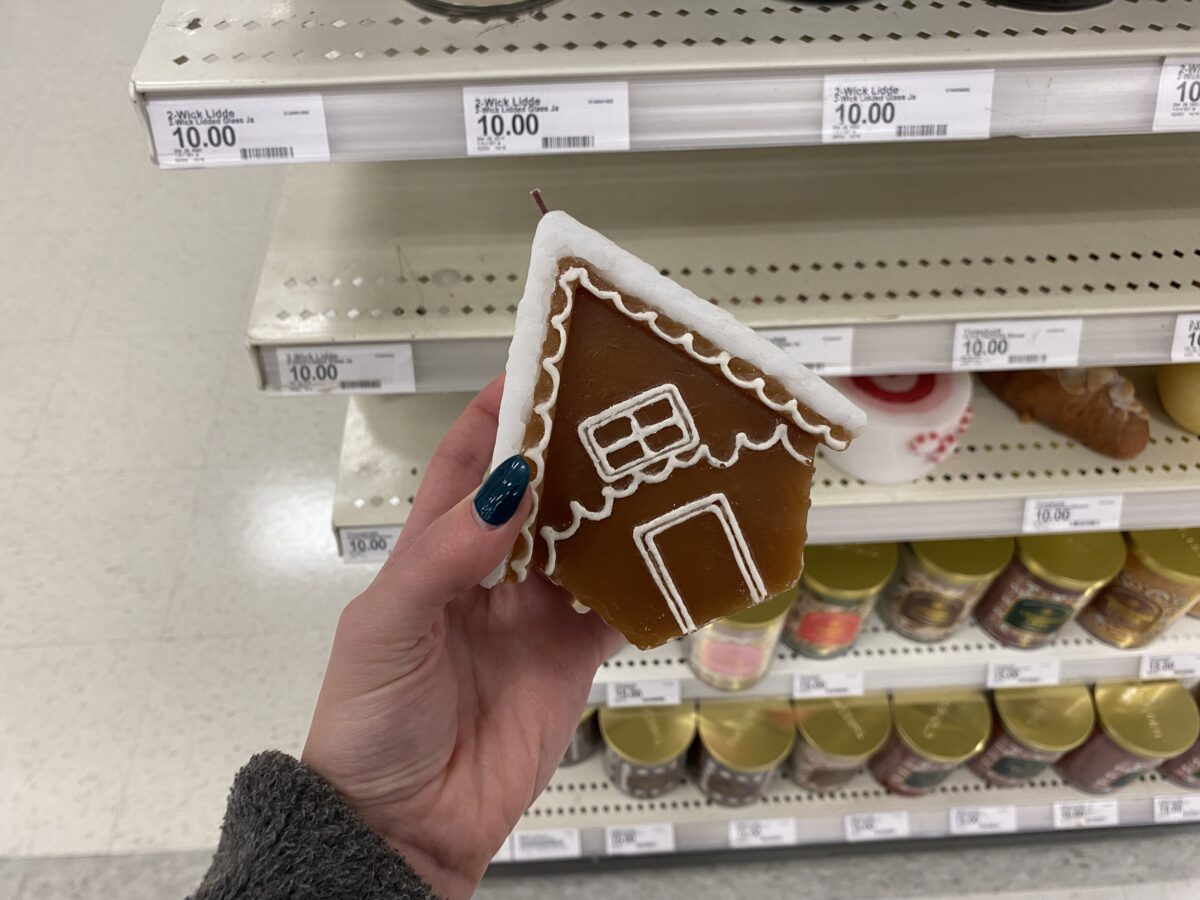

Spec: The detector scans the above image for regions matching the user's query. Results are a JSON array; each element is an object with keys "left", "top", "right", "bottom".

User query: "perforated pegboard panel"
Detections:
[
  {"left": 131, "top": 1, "right": 1200, "bottom": 159},
  {"left": 333, "top": 369, "right": 1200, "bottom": 544},
  {"left": 136, "top": 0, "right": 1195, "bottom": 87},
  {"left": 509, "top": 755, "right": 1186, "bottom": 854},
  {"left": 252, "top": 137, "right": 1200, "bottom": 387}
]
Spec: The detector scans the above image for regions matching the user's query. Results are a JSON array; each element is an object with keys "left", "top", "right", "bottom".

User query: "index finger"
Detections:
[{"left": 395, "top": 375, "right": 506, "bottom": 551}]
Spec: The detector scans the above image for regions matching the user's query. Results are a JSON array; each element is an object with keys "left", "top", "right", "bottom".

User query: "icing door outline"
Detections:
[
  {"left": 633, "top": 493, "right": 768, "bottom": 634},
  {"left": 578, "top": 384, "right": 700, "bottom": 482}
]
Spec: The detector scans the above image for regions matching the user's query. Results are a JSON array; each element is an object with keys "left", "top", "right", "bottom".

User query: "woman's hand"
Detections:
[{"left": 302, "top": 377, "right": 622, "bottom": 899}]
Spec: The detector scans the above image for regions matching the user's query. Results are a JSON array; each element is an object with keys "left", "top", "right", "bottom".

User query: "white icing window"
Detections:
[{"left": 578, "top": 385, "right": 700, "bottom": 482}]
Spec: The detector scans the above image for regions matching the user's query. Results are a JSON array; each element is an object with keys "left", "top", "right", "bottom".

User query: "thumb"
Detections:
[{"left": 359, "top": 455, "right": 532, "bottom": 644}]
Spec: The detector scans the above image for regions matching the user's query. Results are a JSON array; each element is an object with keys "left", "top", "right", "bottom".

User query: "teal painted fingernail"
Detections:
[{"left": 474, "top": 455, "right": 530, "bottom": 527}]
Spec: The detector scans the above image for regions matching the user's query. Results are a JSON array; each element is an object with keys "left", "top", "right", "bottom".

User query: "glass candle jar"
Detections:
[
  {"left": 869, "top": 690, "right": 991, "bottom": 796},
  {"left": 782, "top": 543, "right": 898, "bottom": 658},
  {"left": 975, "top": 533, "right": 1125, "bottom": 649},
  {"left": 562, "top": 706, "right": 601, "bottom": 766},
  {"left": 880, "top": 538, "right": 1014, "bottom": 643},
  {"left": 1057, "top": 682, "right": 1200, "bottom": 794},
  {"left": 1160, "top": 727, "right": 1200, "bottom": 789},
  {"left": 686, "top": 589, "right": 794, "bottom": 691},
  {"left": 789, "top": 695, "right": 892, "bottom": 792},
  {"left": 968, "top": 686, "right": 1094, "bottom": 787},
  {"left": 693, "top": 699, "right": 795, "bottom": 806},
  {"left": 599, "top": 704, "right": 696, "bottom": 799},
  {"left": 1078, "top": 529, "right": 1200, "bottom": 649}
]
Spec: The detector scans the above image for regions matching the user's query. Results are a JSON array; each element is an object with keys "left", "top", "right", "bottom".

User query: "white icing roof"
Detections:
[{"left": 490, "top": 211, "right": 866, "bottom": 475}]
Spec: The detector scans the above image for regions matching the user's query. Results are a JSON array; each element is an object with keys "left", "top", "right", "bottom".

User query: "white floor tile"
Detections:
[
  {"left": 30, "top": 331, "right": 234, "bottom": 472},
  {"left": 0, "top": 643, "right": 156, "bottom": 855},
  {"left": 110, "top": 632, "right": 331, "bottom": 853},
  {"left": 0, "top": 230, "right": 108, "bottom": 342},
  {"left": 0, "top": 343, "right": 67, "bottom": 469},
  {"left": 0, "top": 471, "right": 198, "bottom": 646},
  {"left": 162, "top": 465, "right": 373, "bottom": 640}
]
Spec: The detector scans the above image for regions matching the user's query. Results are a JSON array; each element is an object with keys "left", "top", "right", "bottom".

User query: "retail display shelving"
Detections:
[
  {"left": 130, "top": 0, "right": 1199, "bottom": 165},
  {"left": 493, "top": 760, "right": 1197, "bottom": 862},
  {"left": 333, "top": 372, "right": 1200, "bottom": 554},
  {"left": 247, "top": 137, "right": 1200, "bottom": 393}
]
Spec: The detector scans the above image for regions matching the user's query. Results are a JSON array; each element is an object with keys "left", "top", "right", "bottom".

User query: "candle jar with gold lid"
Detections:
[
  {"left": 599, "top": 704, "right": 696, "bottom": 799},
  {"left": 686, "top": 589, "right": 794, "bottom": 691},
  {"left": 789, "top": 694, "right": 892, "bottom": 792},
  {"left": 969, "top": 686, "right": 1094, "bottom": 787},
  {"left": 694, "top": 699, "right": 795, "bottom": 806},
  {"left": 869, "top": 689, "right": 991, "bottom": 796}
]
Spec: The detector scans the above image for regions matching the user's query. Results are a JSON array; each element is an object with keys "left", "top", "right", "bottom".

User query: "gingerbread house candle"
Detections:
[{"left": 484, "top": 211, "right": 865, "bottom": 649}]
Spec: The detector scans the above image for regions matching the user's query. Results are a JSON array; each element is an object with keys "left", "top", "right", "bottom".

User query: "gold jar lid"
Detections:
[
  {"left": 993, "top": 685, "right": 1095, "bottom": 754},
  {"left": 697, "top": 698, "right": 796, "bottom": 773},
  {"left": 891, "top": 689, "right": 992, "bottom": 763},
  {"left": 580, "top": 705, "right": 596, "bottom": 724},
  {"left": 1017, "top": 532, "right": 1125, "bottom": 592},
  {"left": 793, "top": 694, "right": 892, "bottom": 761},
  {"left": 1093, "top": 681, "right": 1200, "bottom": 760},
  {"left": 802, "top": 543, "right": 899, "bottom": 601},
  {"left": 909, "top": 537, "right": 1015, "bottom": 585},
  {"left": 599, "top": 704, "right": 697, "bottom": 766},
  {"left": 720, "top": 586, "right": 797, "bottom": 629},
  {"left": 1128, "top": 529, "right": 1200, "bottom": 587}
]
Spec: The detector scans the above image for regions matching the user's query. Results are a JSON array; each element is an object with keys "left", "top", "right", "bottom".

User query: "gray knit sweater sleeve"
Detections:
[{"left": 190, "top": 751, "right": 436, "bottom": 900}]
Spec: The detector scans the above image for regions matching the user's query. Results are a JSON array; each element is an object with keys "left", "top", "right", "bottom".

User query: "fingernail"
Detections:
[{"left": 474, "top": 455, "right": 531, "bottom": 527}]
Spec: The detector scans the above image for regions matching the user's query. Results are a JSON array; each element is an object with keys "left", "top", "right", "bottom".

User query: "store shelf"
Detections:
[
  {"left": 496, "top": 758, "right": 1196, "bottom": 861},
  {"left": 333, "top": 367, "right": 1200, "bottom": 552},
  {"left": 248, "top": 137, "right": 1200, "bottom": 392},
  {"left": 131, "top": 0, "right": 1198, "bottom": 164}
]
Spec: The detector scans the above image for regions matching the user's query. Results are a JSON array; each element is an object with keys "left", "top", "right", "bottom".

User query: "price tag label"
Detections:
[
  {"left": 949, "top": 805, "right": 1018, "bottom": 836},
  {"left": 604, "top": 823, "right": 675, "bottom": 856},
  {"left": 511, "top": 828, "right": 582, "bottom": 862},
  {"left": 1140, "top": 653, "right": 1200, "bottom": 680},
  {"left": 792, "top": 672, "right": 865, "bottom": 700},
  {"left": 1153, "top": 58, "right": 1200, "bottom": 133},
  {"left": 463, "top": 82, "right": 630, "bottom": 156},
  {"left": 490, "top": 837, "right": 513, "bottom": 865},
  {"left": 1053, "top": 800, "right": 1119, "bottom": 830},
  {"left": 340, "top": 527, "right": 402, "bottom": 563},
  {"left": 822, "top": 69, "right": 993, "bottom": 144},
  {"left": 1171, "top": 312, "right": 1200, "bottom": 362},
  {"left": 986, "top": 660, "right": 1061, "bottom": 689},
  {"left": 728, "top": 817, "right": 798, "bottom": 849},
  {"left": 274, "top": 343, "right": 416, "bottom": 394},
  {"left": 1022, "top": 495, "right": 1123, "bottom": 534},
  {"left": 844, "top": 811, "right": 910, "bottom": 842},
  {"left": 759, "top": 326, "right": 854, "bottom": 375},
  {"left": 606, "top": 679, "right": 682, "bottom": 708},
  {"left": 952, "top": 317, "right": 1083, "bottom": 371},
  {"left": 1154, "top": 795, "right": 1200, "bottom": 824},
  {"left": 146, "top": 94, "right": 330, "bottom": 168}
]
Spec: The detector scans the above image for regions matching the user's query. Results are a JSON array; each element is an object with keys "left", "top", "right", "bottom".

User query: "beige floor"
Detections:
[{"left": 2, "top": 1, "right": 1200, "bottom": 898}]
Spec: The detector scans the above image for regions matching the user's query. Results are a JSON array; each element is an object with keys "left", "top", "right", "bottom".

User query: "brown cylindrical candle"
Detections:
[
  {"left": 693, "top": 698, "right": 795, "bottom": 807},
  {"left": 869, "top": 690, "right": 990, "bottom": 796},
  {"left": 599, "top": 704, "right": 696, "bottom": 799},
  {"left": 968, "top": 686, "right": 1094, "bottom": 787}
]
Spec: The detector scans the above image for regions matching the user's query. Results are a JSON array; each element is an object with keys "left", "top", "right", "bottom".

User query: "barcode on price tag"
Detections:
[
  {"left": 1153, "top": 58, "right": 1200, "bottom": 132},
  {"left": 986, "top": 660, "right": 1061, "bottom": 689},
  {"left": 604, "top": 823, "right": 675, "bottom": 856},
  {"left": 1154, "top": 796, "right": 1200, "bottom": 824},
  {"left": 728, "top": 817, "right": 798, "bottom": 849},
  {"left": 1022, "top": 496, "right": 1123, "bottom": 534},
  {"left": 1140, "top": 653, "right": 1200, "bottom": 680},
  {"left": 340, "top": 527, "right": 402, "bottom": 563},
  {"left": 793, "top": 672, "right": 865, "bottom": 700},
  {"left": 1171, "top": 313, "right": 1200, "bottom": 362},
  {"left": 146, "top": 94, "right": 330, "bottom": 168},
  {"left": 952, "top": 318, "right": 1083, "bottom": 371},
  {"left": 822, "top": 69, "right": 993, "bottom": 144},
  {"left": 758, "top": 327, "right": 854, "bottom": 375},
  {"left": 949, "top": 805, "right": 1018, "bottom": 836},
  {"left": 1053, "top": 800, "right": 1119, "bottom": 830},
  {"left": 273, "top": 343, "right": 415, "bottom": 394},
  {"left": 463, "top": 82, "right": 629, "bottom": 156},
  {"left": 606, "top": 679, "right": 682, "bottom": 708},
  {"left": 511, "top": 828, "right": 582, "bottom": 862},
  {"left": 845, "top": 811, "right": 910, "bottom": 842}
]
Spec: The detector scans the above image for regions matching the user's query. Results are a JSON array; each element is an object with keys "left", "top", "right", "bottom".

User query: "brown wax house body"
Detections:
[{"left": 484, "top": 212, "right": 865, "bottom": 649}]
